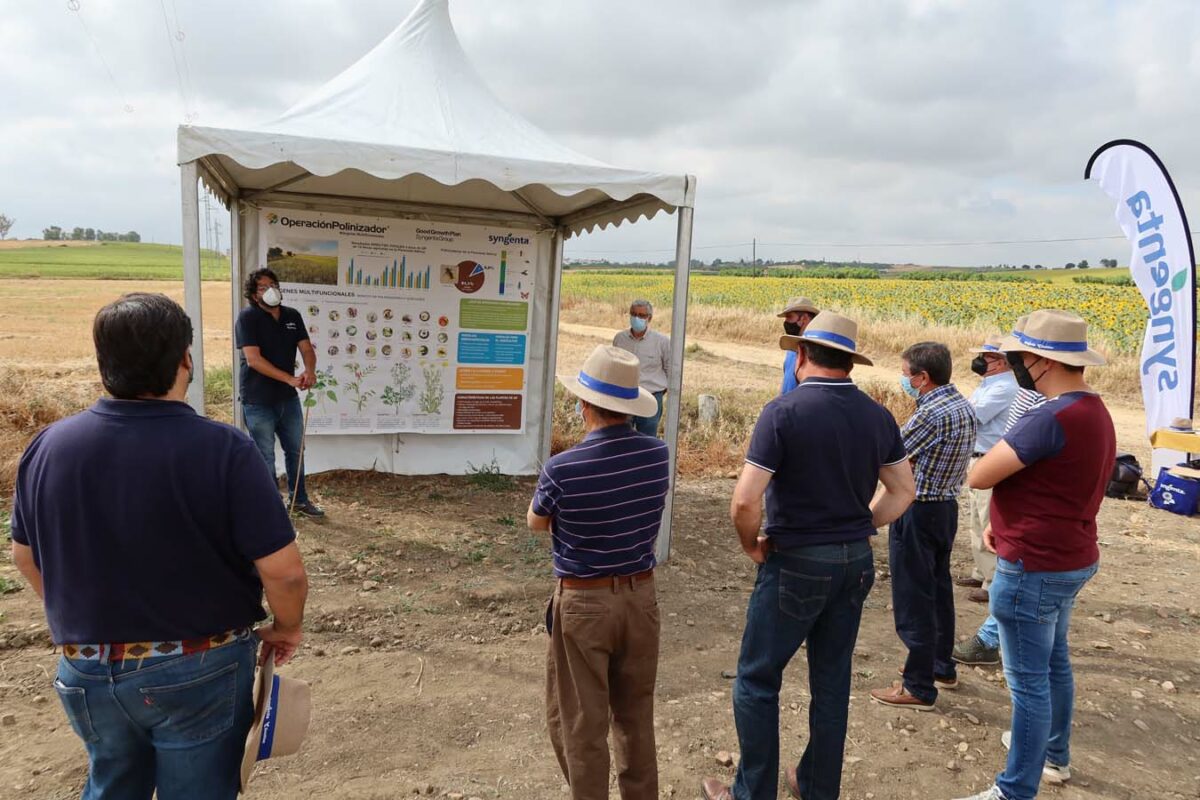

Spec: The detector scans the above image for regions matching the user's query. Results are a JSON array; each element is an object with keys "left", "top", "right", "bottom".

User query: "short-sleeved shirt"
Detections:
[
  {"left": 781, "top": 350, "right": 798, "bottom": 394},
  {"left": 902, "top": 384, "right": 978, "bottom": 501},
  {"left": 970, "top": 372, "right": 1019, "bottom": 453},
  {"left": 991, "top": 391, "right": 1115, "bottom": 572},
  {"left": 10, "top": 398, "right": 296, "bottom": 644},
  {"left": 745, "top": 378, "right": 907, "bottom": 546},
  {"left": 532, "top": 424, "right": 670, "bottom": 578},
  {"left": 612, "top": 329, "right": 671, "bottom": 393},
  {"left": 1004, "top": 388, "right": 1045, "bottom": 433},
  {"left": 235, "top": 304, "right": 308, "bottom": 405}
]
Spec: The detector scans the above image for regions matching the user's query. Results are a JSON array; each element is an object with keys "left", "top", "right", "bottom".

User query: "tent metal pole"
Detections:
[
  {"left": 540, "top": 229, "right": 565, "bottom": 463},
  {"left": 229, "top": 199, "right": 244, "bottom": 429},
  {"left": 180, "top": 161, "right": 206, "bottom": 414},
  {"left": 656, "top": 200, "right": 694, "bottom": 564}
]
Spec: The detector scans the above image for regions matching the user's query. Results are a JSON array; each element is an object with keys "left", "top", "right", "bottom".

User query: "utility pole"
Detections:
[{"left": 752, "top": 237, "right": 756, "bottom": 267}]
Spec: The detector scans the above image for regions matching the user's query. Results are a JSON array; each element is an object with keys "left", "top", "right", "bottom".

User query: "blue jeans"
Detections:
[
  {"left": 732, "top": 540, "right": 875, "bottom": 800},
  {"left": 992, "top": 557, "right": 1098, "bottom": 800},
  {"left": 888, "top": 500, "right": 958, "bottom": 703},
  {"left": 54, "top": 631, "right": 258, "bottom": 799},
  {"left": 977, "top": 614, "right": 1000, "bottom": 649},
  {"left": 632, "top": 391, "right": 665, "bottom": 437},
  {"left": 243, "top": 396, "right": 308, "bottom": 505}
]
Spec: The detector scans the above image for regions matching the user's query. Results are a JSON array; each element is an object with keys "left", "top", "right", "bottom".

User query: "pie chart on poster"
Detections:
[{"left": 454, "top": 261, "right": 486, "bottom": 294}]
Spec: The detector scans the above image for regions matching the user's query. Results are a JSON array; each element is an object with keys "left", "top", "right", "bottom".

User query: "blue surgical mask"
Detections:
[
  {"left": 630, "top": 316, "right": 648, "bottom": 333},
  {"left": 899, "top": 375, "right": 921, "bottom": 399}
]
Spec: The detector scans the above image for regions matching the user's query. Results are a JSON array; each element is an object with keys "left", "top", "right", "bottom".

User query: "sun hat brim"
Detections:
[
  {"left": 998, "top": 335, "right": 1106, "bottom": 367},
  {"left": 240, "top": 655, "right": 274, "bottom": 791},
  {"left": 779, "top": 334, "right": 873, "bottom": 366},
  {"left": 776, "top": 301, "right": 820, "bottom": 318},
  {"left": 967, "top": 345, "right": 1005, "bottom": 354},
  {"left": 560, "top": 375, "right": 659, "bottom": 418}
]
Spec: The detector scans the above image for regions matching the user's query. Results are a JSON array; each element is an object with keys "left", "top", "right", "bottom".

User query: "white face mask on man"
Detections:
[{"left": 261, "top": 286, "right": 282, "bottom": 308}]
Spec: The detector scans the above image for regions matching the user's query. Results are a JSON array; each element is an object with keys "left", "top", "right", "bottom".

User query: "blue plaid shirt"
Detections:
[{"left": 902, "top": 384, "right": 977, "bottom": 501}]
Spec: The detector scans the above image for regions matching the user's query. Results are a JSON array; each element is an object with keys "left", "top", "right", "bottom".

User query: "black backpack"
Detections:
[{"left": 1106, "top": 452, "right": 1145, "bottom": 499}]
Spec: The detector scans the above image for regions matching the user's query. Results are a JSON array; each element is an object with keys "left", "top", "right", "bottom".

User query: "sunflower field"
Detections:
[{"left": 562, "top": 273, "right": 1149, "bottom": 353}]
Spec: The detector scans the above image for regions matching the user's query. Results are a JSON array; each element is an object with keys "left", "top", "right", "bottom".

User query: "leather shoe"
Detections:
[
  {"left": 954, "top": 575, "right": 984, "bottom": 588},
  {"left": 701, "top": 777, "right": 734, "bottom": 800},
  {"left": 967, "top": 587, "right": 990, "bottom": 603},
  {"left": 869, "top": 682, "right": 934, "bottom": 711},
  {"left": 784, "top": 765, "right": 801, "bottom": 799}
]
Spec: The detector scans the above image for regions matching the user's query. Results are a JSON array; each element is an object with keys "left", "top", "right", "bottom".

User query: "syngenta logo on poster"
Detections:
[
  {"left": 275, "top": 215, "right": 390, "bottom": 234},
  {"left": 488, "top": 233, "right": 530, "bottom": 246},
  {"left": 1127, "top": 190, "right": 1188, "bottom": 391}
]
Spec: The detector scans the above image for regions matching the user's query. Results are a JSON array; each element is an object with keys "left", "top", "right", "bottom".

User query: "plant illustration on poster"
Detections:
[{"left": 261, "top": 207, "right": 535, "bottom": 434}]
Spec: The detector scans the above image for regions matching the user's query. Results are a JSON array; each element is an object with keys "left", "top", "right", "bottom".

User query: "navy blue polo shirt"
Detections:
[
  {"left": 745, "top": 377, "right": 907, "bottom": 546},
  {"left": 235, "top": 304, "right": 308, "bottom": 405},
  {"left": 10, "top": 399, "right": 296, "bottom": 644},
  {"left": 532, "top": 424, "right": 670, "bottom": 578}
]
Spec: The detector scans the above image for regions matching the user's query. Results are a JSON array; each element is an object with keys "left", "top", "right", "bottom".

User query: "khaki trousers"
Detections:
[
  {"left": 546, "top": 575, "right": 660, "bottom": 800},
  {"left": 966, "top": 461, "right": 996, "bottom": 587}
]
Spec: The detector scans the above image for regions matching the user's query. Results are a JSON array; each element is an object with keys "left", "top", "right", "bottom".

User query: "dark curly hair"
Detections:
[{"left": 243, "top": 267, "right": 279, "bottom": 302}]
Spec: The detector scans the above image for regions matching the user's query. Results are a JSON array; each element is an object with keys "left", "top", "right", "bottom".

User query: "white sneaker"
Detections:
[
  {"left": 1000, "top": 730, "right": 1072, "bottom": 784},
  {"left": 952, "top": 786, "right": 1006, "bottom": 800}
]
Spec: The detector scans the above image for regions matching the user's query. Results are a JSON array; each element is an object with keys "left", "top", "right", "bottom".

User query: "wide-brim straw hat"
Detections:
[
  {"left": 968, "top": 335, "right": 1005, "bottom": 354},
  {"left": 779, "top": 310, "right": 873, "bottom": 366},
  {"left": 776, "top": 296, "right": 821, "bottom": 317},
  {"left": 998, "top": 309, "right": 1106, "bottom": 367},
  {"left": 560, "top": 345, "right": 659, "bottom": 417},
  {"left": 240, "top": 651, "right": 313, "bottom": 792}
]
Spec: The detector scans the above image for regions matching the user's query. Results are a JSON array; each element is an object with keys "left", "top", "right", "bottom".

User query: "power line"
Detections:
[
  {"left": 67, "top": 0, "right": 134, "bottom": 113},
  {"left": 157, "top": 0, "right": 196, "bottom": 121}
]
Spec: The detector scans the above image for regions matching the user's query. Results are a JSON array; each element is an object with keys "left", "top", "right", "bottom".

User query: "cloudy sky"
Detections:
[{"left": 2, "top": 0, "right": 1199, "bottom": 267}]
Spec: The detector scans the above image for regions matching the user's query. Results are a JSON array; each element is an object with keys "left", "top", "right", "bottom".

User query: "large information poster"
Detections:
[{"left": 260, "top": 207, "right": 536, "bottom": 434}]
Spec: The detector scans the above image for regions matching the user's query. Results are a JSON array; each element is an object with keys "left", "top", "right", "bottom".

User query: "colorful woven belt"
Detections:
[{"left": 62, "top": 628, "right": 249, "bottom": 662}]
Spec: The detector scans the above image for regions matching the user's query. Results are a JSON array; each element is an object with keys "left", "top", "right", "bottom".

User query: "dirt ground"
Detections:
[{"left": 1, "top": 280, "right": 1199, "bottom": 799}]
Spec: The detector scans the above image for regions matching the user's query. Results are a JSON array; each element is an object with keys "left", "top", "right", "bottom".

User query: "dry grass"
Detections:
[{"left": 0, "top": 362, "right": 103, "bottom": 490}]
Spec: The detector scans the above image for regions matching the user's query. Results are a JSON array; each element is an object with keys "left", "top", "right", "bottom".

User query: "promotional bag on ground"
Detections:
[{"left": 1149, "top": 467, "right": 1200, "bottom": 516}]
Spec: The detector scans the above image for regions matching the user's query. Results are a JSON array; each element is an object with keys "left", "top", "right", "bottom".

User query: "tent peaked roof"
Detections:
[{"left": 178, "top": 0, "right": 693, "bottom": 235}]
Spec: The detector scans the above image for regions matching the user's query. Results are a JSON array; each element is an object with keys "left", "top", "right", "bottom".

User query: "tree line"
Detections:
[{"left": 42, "top": 226, "right": 141, "bottom": 242}]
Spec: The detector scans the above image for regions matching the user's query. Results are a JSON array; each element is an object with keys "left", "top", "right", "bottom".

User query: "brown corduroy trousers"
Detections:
[{"left": 545, "top": 575, "right": 660, "bottom": 800}]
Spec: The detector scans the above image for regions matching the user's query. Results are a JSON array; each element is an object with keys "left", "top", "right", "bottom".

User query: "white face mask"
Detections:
[{"left": 261, "top": 286, "right": 282, "bottom": 307}]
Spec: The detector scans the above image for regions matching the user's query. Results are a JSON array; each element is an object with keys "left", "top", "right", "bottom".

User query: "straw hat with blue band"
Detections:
[
  {"left": 240, "top": 648, "right": 312, "bottom": 792},
  {"left": 776, "top": 296, "right": 820, "bottom": 317},
  {"left": 998, "top": 309, "right": 1106, "bottom": 367},
  {"left": 968, "top": 335, "right": 1005, "bottom": 354},
  {"left": 778, "top": 310, "right": 874, "bottom": 366},
  {"left": 560, "top": 345, "right": 660, "bottom": 417}
]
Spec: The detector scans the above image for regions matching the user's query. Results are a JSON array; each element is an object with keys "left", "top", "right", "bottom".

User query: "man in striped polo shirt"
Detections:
[{"left": 528, "top": 345, "right": 671, "bottom": 800}]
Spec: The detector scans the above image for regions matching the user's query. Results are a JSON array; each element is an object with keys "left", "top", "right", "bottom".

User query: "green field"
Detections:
[
  {"left": 0, "top": 243, "right": 229, "bottom": 280},
  {"left": 266, "top": 254, "right": 338, "bottom": 285}
]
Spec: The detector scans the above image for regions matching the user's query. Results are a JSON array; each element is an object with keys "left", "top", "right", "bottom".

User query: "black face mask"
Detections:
[
  {"left": 783, "top": 321, "right": 802, "bottom": 336},
  {"left": 970, "top": 356, "right": 989, "bottom": 377},
  {"left": 1006, "top": 352, "right": 1046, "bottom": 391}
]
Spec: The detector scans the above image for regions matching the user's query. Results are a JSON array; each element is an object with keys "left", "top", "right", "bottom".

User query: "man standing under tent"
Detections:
[
  {"left": 778, "top": 296, "right": 820, "bottom": 394},
  {"left": 528, "top": 345, "right": 670, "bottom": 800},
  {"left": 702, "top": 311, "right": 915, "bottom": 800},
  {"left": 953, "top": 310, "right": 1114, "bottom": 800},
  {"left": 871, "top": 342, "right": 976, "bottom": 711},
  {"left": 613, "top": 299, "right": 671, "bottom": 437},
  {"left": 236, "top": 267, "right": 324, "bottom": 516},
  {"left": 10, "top": 293, "right": 308, "bottom": 799},
  {"left": 957, "top": 336, "right": 1020, "bottom": 604}
]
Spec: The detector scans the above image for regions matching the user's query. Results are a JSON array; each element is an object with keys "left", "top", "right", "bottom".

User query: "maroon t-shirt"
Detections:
[{"left": 990, "top": 391, "right": 1115, "bottom": 572}]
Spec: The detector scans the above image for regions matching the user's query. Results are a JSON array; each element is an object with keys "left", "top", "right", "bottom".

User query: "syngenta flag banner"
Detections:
[{"left": 1085, "top": 140, "right": 1197, "bottom": 475}]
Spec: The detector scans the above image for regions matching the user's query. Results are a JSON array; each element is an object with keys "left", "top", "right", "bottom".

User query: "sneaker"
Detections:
[
  {"left": 1000, "top": 730, "right": 1072, "bottom": 784},
  {"left": 935, "top": 674, "right": 959, "bottom": 690},
  {"left": 953, "top": 635, "right": 1001, "bottom": 666},
  {"left": 952, "top": 786, "right": 1006, "bottom": 800},
  {"left": 954, "top": 575, "right": 984, "bottom": 588},
  {"left": 294, "top": 501, "right": 326, "bottom": 517}
]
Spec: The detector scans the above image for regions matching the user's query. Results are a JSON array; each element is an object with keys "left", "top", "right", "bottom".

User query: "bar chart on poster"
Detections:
[{"left": 260, "top": 207, "right": 536, "bottom": 434}]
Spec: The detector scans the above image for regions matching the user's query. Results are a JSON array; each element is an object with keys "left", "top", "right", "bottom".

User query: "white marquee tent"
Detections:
[{"left": 176, "top": 0, "right": 695, "bottom": 559}]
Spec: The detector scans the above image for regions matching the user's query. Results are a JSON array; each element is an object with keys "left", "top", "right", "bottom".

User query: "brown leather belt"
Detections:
[{"left": 559, "top": 569, "right": 654, "bottom": 590}]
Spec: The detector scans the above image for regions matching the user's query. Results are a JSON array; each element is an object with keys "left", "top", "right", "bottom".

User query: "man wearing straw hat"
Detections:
[
  {"left": 702, "top": 311, "right": 916, "bottom": 800},
  {"left": 528, "top": 345, "right": 670, "bottom": 800},
  {"left": 10, "top": 293, "right": 308, "bottom": 800},
  {"left": 953, "top": 310, "right": 1115, "bottom": 800},
  {"left": 958, "top": 335, "right": 1020, "bottom": 604},
  {"left": 777, "top": 296, "right": 820, "bottom": 394}
]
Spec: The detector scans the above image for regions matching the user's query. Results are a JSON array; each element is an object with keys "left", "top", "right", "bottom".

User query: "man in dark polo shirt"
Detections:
[
  {"left": 528, "top": 345, "right": 670, "bottom": 800},
  {"left": 871, "top": 342, "right": 976, "bottom": 711},
  {"left": 952, "top": 310, "right": 1115, "bottom": 800},
  {"left": 702, "top": 311, "right": 915, "bottom": 800},
  {"left": 10, "top": 293, "right": 308, "bottom": 800},
  {"left": 236, "top": 267, "right": 323, "bottom": 516}
]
